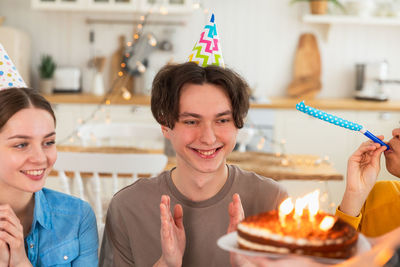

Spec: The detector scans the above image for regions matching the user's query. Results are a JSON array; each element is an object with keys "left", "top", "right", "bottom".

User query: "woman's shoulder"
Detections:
[{"left": 40, "top": 188, "right": 93, "bottom": 215}]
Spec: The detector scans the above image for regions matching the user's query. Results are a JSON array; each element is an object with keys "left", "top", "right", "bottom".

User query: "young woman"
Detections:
[{"left": 0, "top": 88, "right": 98, "bottom": 267}]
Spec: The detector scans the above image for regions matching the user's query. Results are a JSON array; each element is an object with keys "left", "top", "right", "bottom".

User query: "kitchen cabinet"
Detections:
[
  {"left": 31, "top": 0, "right": 193, "bottom": 13},
  {"left": 274, "top": 109, "right": 400, "bottom": 179},
  {"left": 302, "top": 14, "right": 400, "bottom": 40},
  {"left": 31, "top": 0, "right": 87, "bottom": 11}
]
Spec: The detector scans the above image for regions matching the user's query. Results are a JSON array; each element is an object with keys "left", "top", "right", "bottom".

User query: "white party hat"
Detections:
[{"left": 0, "top": 43, "right": 27, "bottom": 90}]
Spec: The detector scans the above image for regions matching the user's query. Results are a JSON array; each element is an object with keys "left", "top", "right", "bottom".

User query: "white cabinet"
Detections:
[
  {"left": 141, "top": 0, "right": 193, "bottom": 14},
  {"left": 274, "top": 109, "right": 400, "bottom": 179},
  {"left": 87, "top": 0, "right": 139, "bottom": 12},
  {"left": 31, "top": 0, "right": 193, "bottom": 13},
  {"left": 31, "top": 0, "right": 87, "bottom": 11}
]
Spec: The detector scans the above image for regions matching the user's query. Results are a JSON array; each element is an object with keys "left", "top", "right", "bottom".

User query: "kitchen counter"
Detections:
[
  {"left": 54, "top": 146, "right": 342, "bottom": 181},
  {"left": 44, "top": 93, "right": 400, "bottom": 111}
]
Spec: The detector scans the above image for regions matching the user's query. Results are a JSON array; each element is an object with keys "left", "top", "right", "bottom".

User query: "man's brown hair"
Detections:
[{"left": 151, "top": 62, "right": 250, "bottom": 129}]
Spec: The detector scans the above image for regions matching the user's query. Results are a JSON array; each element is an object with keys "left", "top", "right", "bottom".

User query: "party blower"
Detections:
[{"left": 296, "top": 101, "right": 390, "bottom": 150}]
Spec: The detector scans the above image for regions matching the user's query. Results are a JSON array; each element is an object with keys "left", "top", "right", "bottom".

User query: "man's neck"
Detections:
[{"left": 171, "top": 163, "right": 228, "bottom": 202}]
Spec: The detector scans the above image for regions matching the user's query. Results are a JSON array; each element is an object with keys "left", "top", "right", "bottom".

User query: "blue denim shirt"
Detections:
[{"left": 25, "top": 188, "right": 99, "bottom": 267}]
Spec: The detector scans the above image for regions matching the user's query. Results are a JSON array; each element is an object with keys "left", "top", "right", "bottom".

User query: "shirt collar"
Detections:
[{"left": 33, "top": 190, "right": 52, "bottom": 230}]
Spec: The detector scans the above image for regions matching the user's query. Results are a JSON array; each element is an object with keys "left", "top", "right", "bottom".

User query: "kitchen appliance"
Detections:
[
  {"left": 54, "top": 67, "right": 81, "bottom": 93},
  {"left": 355, "top": 61, "right": 400, "bottom": 101}
]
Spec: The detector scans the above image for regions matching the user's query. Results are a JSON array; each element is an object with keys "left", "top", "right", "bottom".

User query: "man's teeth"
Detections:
[
  {"left": 25, "top": 170, "right": 44, "bottom": 176},
  {"left": 198, "top": 149, "right": 216, "bottom": 156}
]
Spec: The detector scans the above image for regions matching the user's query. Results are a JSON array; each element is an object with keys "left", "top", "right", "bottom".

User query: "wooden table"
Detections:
[{"left": 55, "top": 146, "right": 342, "bottom": 181}]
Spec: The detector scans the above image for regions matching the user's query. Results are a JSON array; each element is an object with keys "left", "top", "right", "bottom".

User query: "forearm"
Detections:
[{"left": 339, "top": 190, "right": 368, "bottom": 217}]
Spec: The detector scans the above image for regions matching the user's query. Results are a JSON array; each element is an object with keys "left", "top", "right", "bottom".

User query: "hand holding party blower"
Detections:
[{"left": 296, "top": 101, "right": 390, "bottom": 150}]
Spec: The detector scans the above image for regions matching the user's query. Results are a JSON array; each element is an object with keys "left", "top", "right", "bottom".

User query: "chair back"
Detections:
[
  {"left": 77, "top": 122, "right": 163, "bottom": 149},
  {"left": 52, "top": 151, "right": 168, "bottom": 239}
]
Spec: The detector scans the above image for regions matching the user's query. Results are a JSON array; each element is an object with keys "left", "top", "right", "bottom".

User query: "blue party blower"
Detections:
[{"left": 296, "top": 101, "right": 390, "bottom": 150}]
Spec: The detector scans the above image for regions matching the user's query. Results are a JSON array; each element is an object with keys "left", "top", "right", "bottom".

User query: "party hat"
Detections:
[
  {"left": 188, "top": 13, "right": 225, "bottom": 68},
  {"left": 0, "top": 43, "right": 27, "bottom": 90}
]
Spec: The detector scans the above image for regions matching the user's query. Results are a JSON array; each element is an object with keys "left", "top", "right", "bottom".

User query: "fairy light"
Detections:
[
  {"left": 121, "top": 87, "right": 132, "bottom": 100},
  {"left": 136, "top": 61, "right": 146, "bottom": 73},
  {"left": 58, "top": 0, "right": 207, "bottom": 145},
  {"left": 148, "top": 34, "right": 157, "bottom": 47},
  {"left": 160, "top": 6, "right": 168, "bottom": 15}
]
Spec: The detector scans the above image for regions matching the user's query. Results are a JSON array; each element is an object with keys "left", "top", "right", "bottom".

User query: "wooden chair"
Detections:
[{"left": 52, "top": 151, "right": 168, "bottom": 241}]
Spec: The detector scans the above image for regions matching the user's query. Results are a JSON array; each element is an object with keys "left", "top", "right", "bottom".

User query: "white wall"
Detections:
[{"left": 2, "top": 0, "right": 400, "bottom": 99}]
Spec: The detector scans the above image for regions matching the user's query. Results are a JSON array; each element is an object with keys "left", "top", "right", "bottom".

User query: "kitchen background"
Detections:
[{"left": 1, "top": 0, "right": 400, "bottom": 211}]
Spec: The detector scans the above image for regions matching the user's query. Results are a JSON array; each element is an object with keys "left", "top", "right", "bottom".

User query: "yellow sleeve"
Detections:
[{"left": 335, "top": 207, "right": 362, "bottom": 230}]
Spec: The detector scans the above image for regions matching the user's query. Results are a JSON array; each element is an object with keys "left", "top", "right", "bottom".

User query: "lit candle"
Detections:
[
  {"left": 279, "top": 198, "right": 294, "bottom": 227},
  {"left": 319, "top": 216, "right": 336, "bottom": 231}
]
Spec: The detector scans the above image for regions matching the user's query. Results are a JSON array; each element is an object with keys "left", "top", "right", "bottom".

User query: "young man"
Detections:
[{"left": 99, "top": 62, "right": 287, "bottom": 266}]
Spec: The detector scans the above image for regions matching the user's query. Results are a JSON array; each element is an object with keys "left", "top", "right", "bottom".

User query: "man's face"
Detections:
[
  {"left": 162, "top": 83, "right": 238, "bottom": 175},
  {"left": 384, "top": 127, "right": 400, "bottom": 177}
]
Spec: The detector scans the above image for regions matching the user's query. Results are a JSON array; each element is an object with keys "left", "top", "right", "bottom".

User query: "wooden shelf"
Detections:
[
  {"left": 251, "top": 97, "right": 400, "bottom": 111},
  {"left": 43, "top": 93, "right": 400, "bottom": 111},
  {"left": 43, "top": 93, "right": 151, "bottom": 105},
  {"left": 302, "top": 14, "right": 400, "bottom": 41},
  {"left": 303, "top": 14, "right": 400, "bottom": 26}
]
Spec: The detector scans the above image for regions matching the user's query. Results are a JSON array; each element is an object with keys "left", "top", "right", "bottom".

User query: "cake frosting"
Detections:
[{"left": 237, "top": 210, "right": 358, "bottom": 259}]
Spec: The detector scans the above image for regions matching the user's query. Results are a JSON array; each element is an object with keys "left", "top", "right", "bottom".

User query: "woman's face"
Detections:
[
  {"left": 162, "top": 83, "right": 238, "bottom": 175},
  {"left": 385, "top": 127, "right": 400, "bottom": 177},
  {"left": 0, "top": 107, "right": 57, "bottom": 193}
]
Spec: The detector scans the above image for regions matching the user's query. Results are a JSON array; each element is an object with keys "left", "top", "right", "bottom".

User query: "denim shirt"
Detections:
[{"left": 25, "top": 188, "right": 99, "bottom": 267}]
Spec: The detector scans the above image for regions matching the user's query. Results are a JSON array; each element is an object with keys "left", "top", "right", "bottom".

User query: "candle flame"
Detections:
[
  {"left": 319, "top": 215, "right": 336, "bottom": 231},
  {"left": 279, "top": 197, "right": 294, "bottom": 216},
  {"left": 279, "top": 198, "right": 293, "bottom": 227}
]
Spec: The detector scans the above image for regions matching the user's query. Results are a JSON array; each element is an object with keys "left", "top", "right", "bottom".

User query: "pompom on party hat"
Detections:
[
  {"left": 0, "top": 43, "right": 27, "bottom": 90},
  {"left": 188, "top": 13, "right": 225, "bottom": 68}
]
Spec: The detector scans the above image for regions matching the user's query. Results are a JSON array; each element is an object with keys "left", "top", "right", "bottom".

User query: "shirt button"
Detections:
[
  {"left": 30, "top": 244, "right": 34, "bottom": 249},
  {"left": 64, "top": 255, "right": 68, "bottom": 260}
]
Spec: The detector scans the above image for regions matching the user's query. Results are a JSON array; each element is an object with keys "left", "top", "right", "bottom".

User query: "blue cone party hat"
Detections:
[
  {"left": 0, "top": 43, "right": 27, "bottom": 90},
  {"left": 188, "top": 14, "right": 225, "bottom": 68}
]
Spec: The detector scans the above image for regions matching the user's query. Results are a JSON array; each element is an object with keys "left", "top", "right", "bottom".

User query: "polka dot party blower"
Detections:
[
  {"left": 296, "top": 101, "right": 390, "bottom": 150},
  {"left": 0, "top": 43, "right": 27, "bottom": 90}
]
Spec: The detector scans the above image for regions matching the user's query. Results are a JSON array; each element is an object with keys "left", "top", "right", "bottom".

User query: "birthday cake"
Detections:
[{"left": 237, "top": 210, "right": 358, "bottom": 259}]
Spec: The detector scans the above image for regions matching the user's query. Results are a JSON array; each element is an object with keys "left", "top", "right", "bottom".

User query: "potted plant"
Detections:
[
  {"left": 39, "top": 54, "right": 56, "bottom": 94},
  {"left": 291, "top": 0, "right": 345, "bottom": 15}
]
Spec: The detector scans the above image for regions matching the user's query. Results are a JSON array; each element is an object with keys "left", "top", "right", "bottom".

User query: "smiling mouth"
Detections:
[
  {"left": 193, "top": 147, "right": 222, "bottom": 156},
  {"left": 21, "top": 169, "right": 45, "bottom": 176}
]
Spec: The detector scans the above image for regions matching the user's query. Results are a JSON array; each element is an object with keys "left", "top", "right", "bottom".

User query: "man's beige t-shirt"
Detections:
[{"left": 100, "top": 165, "right": 287, "bottom": 267}]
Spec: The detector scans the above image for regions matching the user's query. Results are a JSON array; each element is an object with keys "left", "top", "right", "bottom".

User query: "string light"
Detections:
[
  {"left": 136, "top": 61, "right": 146, "bottom": 73},
  {"left": 121, "top": 87, "right": 132, "bottom": 100},
  {"left": 159, "top": 6, "right": 168, "bottom": 15},
  {"left": 148, "top": 34, "right": 157, "bottom": 47},
  {"left": 58, "top": 0, "right": 206, "bottom": 145}
]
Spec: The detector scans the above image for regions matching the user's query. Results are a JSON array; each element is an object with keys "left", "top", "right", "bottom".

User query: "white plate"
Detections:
[{"left": 217, "top": 232, "right": 371, "bottom": 264}]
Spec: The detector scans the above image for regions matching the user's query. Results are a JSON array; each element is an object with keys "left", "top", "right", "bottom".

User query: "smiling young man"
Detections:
[{"left": 99, "top": 62, "right": 288, "bottom": 267}]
